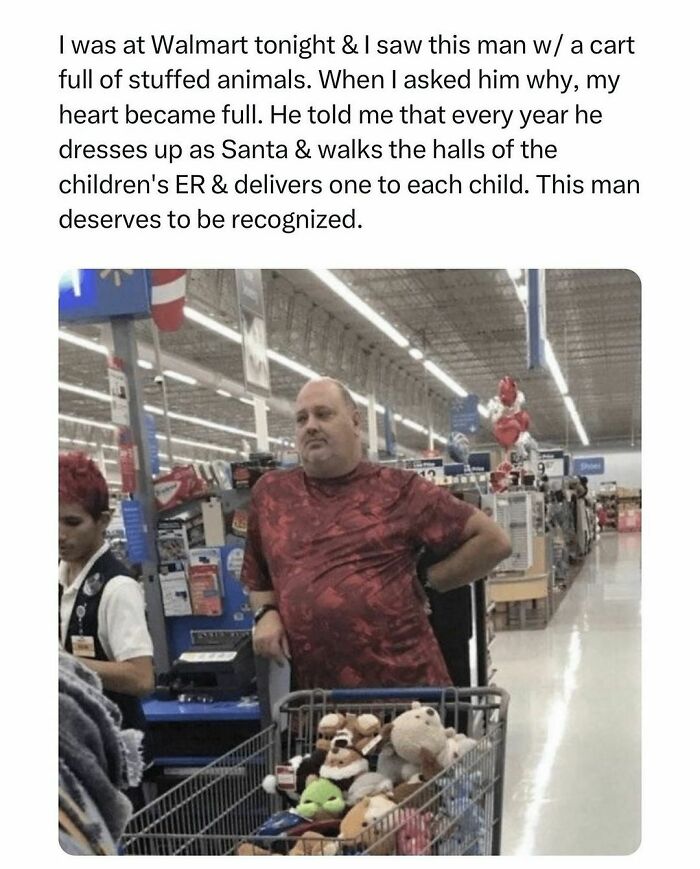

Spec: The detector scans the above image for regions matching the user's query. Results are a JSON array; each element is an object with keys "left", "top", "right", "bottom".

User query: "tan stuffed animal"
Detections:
[
  {"left": 338, "top": 794, "right": 398, "bottom": 856},
  {"left": 237, "top": 832, "right": 339, "bottom": 857},
  {"left": 316, "top": 713, "right": 346, "bottom": 752}
]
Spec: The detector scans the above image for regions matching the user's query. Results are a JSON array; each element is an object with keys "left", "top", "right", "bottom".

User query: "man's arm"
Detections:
[
  {"left": 79, "top": 656, "right": 155, "bottom": 697},
  {"left": 426, "top": 510, "right": 512, "bottom": 593},
  {"left": 249, "top": 590, "right": 290, "bottom": 666}
]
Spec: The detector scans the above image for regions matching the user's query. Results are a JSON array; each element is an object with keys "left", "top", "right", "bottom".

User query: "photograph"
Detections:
[{"left": 58, "top": 268, "right": 641, "bottom": 856}]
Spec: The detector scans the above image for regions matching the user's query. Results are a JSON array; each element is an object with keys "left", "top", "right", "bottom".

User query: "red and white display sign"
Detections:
[{"left": 107, "top": 356, "right": 130, "bottom": 426}]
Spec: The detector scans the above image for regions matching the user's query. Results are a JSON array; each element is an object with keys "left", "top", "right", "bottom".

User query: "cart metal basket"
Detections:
[{"left": 122, "top": 686, "right": 508, "bottom": 856}]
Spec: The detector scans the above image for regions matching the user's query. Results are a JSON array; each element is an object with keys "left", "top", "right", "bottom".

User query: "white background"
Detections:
[{"left": 2, "top": 1, "right": 697, "bottom": 863}]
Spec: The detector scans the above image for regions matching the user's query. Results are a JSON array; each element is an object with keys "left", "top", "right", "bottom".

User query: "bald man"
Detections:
[{"left": 241, "top": 377, "right": 511, "bottom": 689}]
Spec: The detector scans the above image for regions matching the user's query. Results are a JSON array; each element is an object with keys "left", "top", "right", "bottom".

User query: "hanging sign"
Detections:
[
  {"left": 467, "top": 451, "right": 492, "bottom": 472},
  {"left": 107, "top": 356, "right": 130, "bottom": 426},
  {"left": 538, "top": 449, "right": 565, "bottom": 478},
  {"left": 120, "top": 499, "right": 149, "bottom": 563},
  {"left": 450, "top": 394, "right": 480, "bottom": 434},
  {"left": 59, "top": 269, "right": 152, "bottom": 323},
  {"left": 573, "top": 456, "right": 605, "bottom": 476},
  {"left": 527, "top": 268, "right": 547, "bottom": 370},
  {"left": 383, "top": 406, "right": 397, "bottom": 457},
  {"left": 235, "top": 269, "right": 271, "bottom": 395},
  {"left": 144, "top": 413, "right": 160, "bottom": 476}
]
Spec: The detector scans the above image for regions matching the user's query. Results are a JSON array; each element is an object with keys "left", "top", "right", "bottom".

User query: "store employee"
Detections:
[
  {"left": 242, "top": 377, "right": 512, "bottom": 689},
  {"left": 59, "top": 453, "right": 154, "bottom": 732}
]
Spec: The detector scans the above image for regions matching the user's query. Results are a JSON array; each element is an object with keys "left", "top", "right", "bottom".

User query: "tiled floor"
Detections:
[{"left": 494, "top": 532, "right": 641, "bottom": 855}]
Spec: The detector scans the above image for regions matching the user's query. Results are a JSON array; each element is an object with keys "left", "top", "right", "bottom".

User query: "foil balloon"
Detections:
[
  {"left": 498, "top": 376, "right": 518, "bottom": 407},
  {"left": 493, "top": 415, "right": 521, "bottom": 449},
  {"left": 447, "top": 431, "right": 471, "bottom": 464},
  {"left": 514, "top": 409, "right": 531, "bottom": 432}
]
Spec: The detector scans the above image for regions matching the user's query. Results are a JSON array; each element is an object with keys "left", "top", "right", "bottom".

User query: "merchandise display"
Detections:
[{"left": 58, "top": 268, "right": 641, "bottom": 856}]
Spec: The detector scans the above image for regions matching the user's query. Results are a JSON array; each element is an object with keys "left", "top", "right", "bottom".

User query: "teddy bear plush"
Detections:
[
  {"left": 338, "top": 794, "right": 398, "bottom": 856},
  {"left": 384, "top": 702, "right": 449, "bottom": 778},
  {"left": 315, "top": 712, "right": 346, "bottom": 752}
]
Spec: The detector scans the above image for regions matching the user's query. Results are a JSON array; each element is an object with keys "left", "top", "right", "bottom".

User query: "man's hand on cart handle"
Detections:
[{"left": 253, "top": 609, "right": 291, "bottom": 666}]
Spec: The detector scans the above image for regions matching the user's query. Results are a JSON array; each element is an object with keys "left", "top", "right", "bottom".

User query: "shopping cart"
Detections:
[{"left": 122, "top": 686, "right": 508, "bottom": 856}]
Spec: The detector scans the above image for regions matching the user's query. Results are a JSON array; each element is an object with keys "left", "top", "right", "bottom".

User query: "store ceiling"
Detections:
[{"left": 59, "top": 268, "right": 641, "bottom": 483}]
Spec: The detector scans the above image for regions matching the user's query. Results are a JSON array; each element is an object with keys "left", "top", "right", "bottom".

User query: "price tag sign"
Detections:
[{"left": 405, "top": 458, "right": 445, "bottom": 482}]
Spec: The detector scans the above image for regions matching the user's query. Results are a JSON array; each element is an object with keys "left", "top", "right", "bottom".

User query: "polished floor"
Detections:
[{"left": 494, "top": 532, "right": 641, "bottom": 856}]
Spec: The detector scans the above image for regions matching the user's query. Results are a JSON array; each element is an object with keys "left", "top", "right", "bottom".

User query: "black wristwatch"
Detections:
[{"left": 253, "top": 603, "right": 279, "bottom": 625}]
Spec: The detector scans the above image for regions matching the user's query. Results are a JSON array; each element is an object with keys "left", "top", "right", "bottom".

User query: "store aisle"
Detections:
[{"left": 494, "top": 533, "right": 641, "bottom": 856}]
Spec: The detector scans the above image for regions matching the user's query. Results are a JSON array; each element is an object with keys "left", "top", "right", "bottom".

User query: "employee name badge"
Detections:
[
  {"left": 275, "top": 765, "right": 297, "bottom": 791},
  {"left": 72, "top": 635, "right": 96, "bottom": 658}
]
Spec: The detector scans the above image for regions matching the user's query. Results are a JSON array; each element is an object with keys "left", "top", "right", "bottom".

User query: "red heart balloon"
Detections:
[
  {"left": 514, "top": 410, "right": 530, "bottom": 432},
  {"left": 498, "top": 376, "right": 518, "bottom": 407},
  {"left": 493, "top": 415, "right": 521, "bottom": 448}
]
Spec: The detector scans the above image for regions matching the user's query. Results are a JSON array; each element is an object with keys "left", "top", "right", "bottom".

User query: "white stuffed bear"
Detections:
[
  {"left": 387, "top": 702, "right": 448, "bottom": 773},
  {"left": 437, "top": 728, "right": 478, "bottom": 769}
]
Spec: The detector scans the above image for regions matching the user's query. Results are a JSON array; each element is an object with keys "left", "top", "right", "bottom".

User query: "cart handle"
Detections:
[{"left": 327, "top": 686, "right": 503, "bottom": 702}]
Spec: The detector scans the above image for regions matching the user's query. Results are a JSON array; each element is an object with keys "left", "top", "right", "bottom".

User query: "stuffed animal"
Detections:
[
  {"left": 319, "top": 724, "right": 371, "bottom": 791},
  {"left": 395, "top": 808, "right": 434, "bottom": 855},
  {"left": 376, "top": 742, "right": 410, "bottom": 785},
  {"left": 386, "top": 702, "right": 449, "bottom": 773},
  {"left": 437, "top": 729, "right": 478, "bottom": 769},
  {"left": 296, "top": 778, "right": 345, "bottom": 821},
  {"left": 237, "top": 831, "right": 340, "bottom": 857},
  {"left": 262, "top": 749, "right": 327, "bottom": 804},
  {"left": 391, "top": 748, "right": 442, "bottom": 806},
  {"left": 346, "top": 772, "right": 394, "bottom": 806},
  {"left": 347, "top": 713, "right": 383, "bottom": 755},
  {"left": 316, "top": 713, "right": 346, "bottom": 752},
  {"left": 338, "top": 794, "right": 398, "bottom": 856}
]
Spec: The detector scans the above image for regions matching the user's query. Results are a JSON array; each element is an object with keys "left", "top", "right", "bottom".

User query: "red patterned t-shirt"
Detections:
[{"left": 241, "top": 461, "right": 476, "bottom": 689}]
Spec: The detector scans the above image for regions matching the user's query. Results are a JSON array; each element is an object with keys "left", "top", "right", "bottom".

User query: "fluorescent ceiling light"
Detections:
[
  {"left": 59, "top": 381, "right": 111, "bottom": 403},
  {"left": 433, "top": 433, "right": 448, "bottom": 445},
  {"left": 401, "top": 418, "right": 429, "bottom": 435},
  {"left": 393, "top": 413, "right": 403, "bottom": 421},
  {"left": 59, "top": 413, "right": 115, "bottom": 432},
  {"left": 544, "top": 340, "right": 568, "bottom": 395},
  {"left": 184, "top": 306, "right": 242, "bottom": 343},
  {"left": 216, "top": 389, "right": 232, "bottom": 398},
  {"left": 478, "top": 403, "right": 489, "bottom": 418},
  {"left": 138, "top": 359, "right": 153, "bottom": 370},
  {"left": 309, "top": 269, "right": 410, "bottom": 349},
  {"left": 103, "top": 458, "right": 118, "bottom": 466},
  {"left": 507, "top": 268, "right": 523, "bottom": 281},
  {"left": 409, "top": 348, "right": 424, "bottom": 360},
  {"left": 423, "top": 361, "right": 468, "bottom": 398},
  {"left": 155, "top": 433, "right": 240, "bottom": 456},
  {"left": 59, "top": 436, "right": 98, "bottom": 447},
  {"left": 267, "top": 349, "right": 319, "bottom": 380},
  {"left": 163, "top": 369, "right": 197, "bottom": 386},
  {"left": 59, "top": 330, "right": 108, "bottom": 355}
]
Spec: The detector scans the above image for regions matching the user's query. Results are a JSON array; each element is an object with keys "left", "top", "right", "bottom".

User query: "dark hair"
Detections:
[{"left": 59, "top": 452, "right": 109, "bottom": 520}]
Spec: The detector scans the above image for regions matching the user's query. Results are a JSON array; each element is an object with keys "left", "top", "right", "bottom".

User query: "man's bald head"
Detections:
[{"left": 294, "top": 377, "right": 362, "bottom": 478}]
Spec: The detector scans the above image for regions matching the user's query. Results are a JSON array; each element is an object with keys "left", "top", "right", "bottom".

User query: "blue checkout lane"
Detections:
[{"left": 142, "top": 696, "right": 260, "bottom": 722}]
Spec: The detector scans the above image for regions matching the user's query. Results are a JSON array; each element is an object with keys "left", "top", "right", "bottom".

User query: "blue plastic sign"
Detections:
[
  {"left": 527, "top": 269, "right": 547, "bottom": 369},
  {"left": 384, "top": 406, "right": 397, "bottom": 457},
  {"left": 144, "top": 413, "right": 160, "bottom": 476},
  {"left": 467, "top": 451, "right": 492, "bottom": 472},
  {"left": 59, "top": 269, "right": 152, "bottom": 323},
  {"left": 450, "top": 394, "right": 480, "bottom": 434},
  {"left": 573, "top": 456, "right": 605, "bottom": 476},
  {"left": 120, "top": 499, "right": 149, "bottom": 564}
]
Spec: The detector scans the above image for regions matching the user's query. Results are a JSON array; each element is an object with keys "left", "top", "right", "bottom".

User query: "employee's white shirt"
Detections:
[{"left": 59, "top": 542, "right": 154, "bottom": 662}]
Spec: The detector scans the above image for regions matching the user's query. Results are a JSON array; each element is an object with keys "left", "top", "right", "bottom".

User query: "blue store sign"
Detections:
[
  {"left": 573, "top": 456, "right": 605, "bottom": 476},
  {"left": 450, "top": 394, "right": 480, "bottom": 434},
  {"left": 59, "top": 269, "right": 152, "bottom": 323},
  {"left": 120, "top": 499, "right": 149, "bottom": 563}
]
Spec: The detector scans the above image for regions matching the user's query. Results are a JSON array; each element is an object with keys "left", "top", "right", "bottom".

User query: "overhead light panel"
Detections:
[
  {"left": 309, "top": 269, "right": 410, "bottom": 349},
  {"left": 155, "top": 433, "right": 240, "bottom": 456},
  {"left": 544, "top": 340, "right": 569, "bottom": 396},
  {"left": 138, "top": 359, "right": 153, "bottom": 370},
  {"left": 163, "top": 369, "right": 197, "bottom": 386},
  {"left": 59, "top": 330, "right": 108, "bottom": 355},
  {"left": 59, "top": 413, "right": 115, "bottom": 432},
  {"left": 184, "top": 306, "right": 242, "bottom": 343},
  {"left": 216, "top": 389, "right": 232, "bottom": 398},
  {"left": 423, "top": 361, "right": 468, "bottom": 398},
  {"left": 409, "top": 348, "right": 424, "bottom": 360},
  {"left": 267, "top": 349, "right": 319, "bottom": 380},
  {"left": 401, "top": 418, "right": 429, "bottom": 435},
  {"left": 59, "top": 381, "right": 111, "bottom": 403}
]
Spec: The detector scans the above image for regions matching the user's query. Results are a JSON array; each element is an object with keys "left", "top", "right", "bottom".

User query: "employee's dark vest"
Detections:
[{"left": 60, "top": 550, "right": 147, "bottom": 735}]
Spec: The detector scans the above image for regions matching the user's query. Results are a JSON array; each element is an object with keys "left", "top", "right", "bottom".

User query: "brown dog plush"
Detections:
[{"left": 338, "top": 794, "right": 398, "bottom": 856}]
